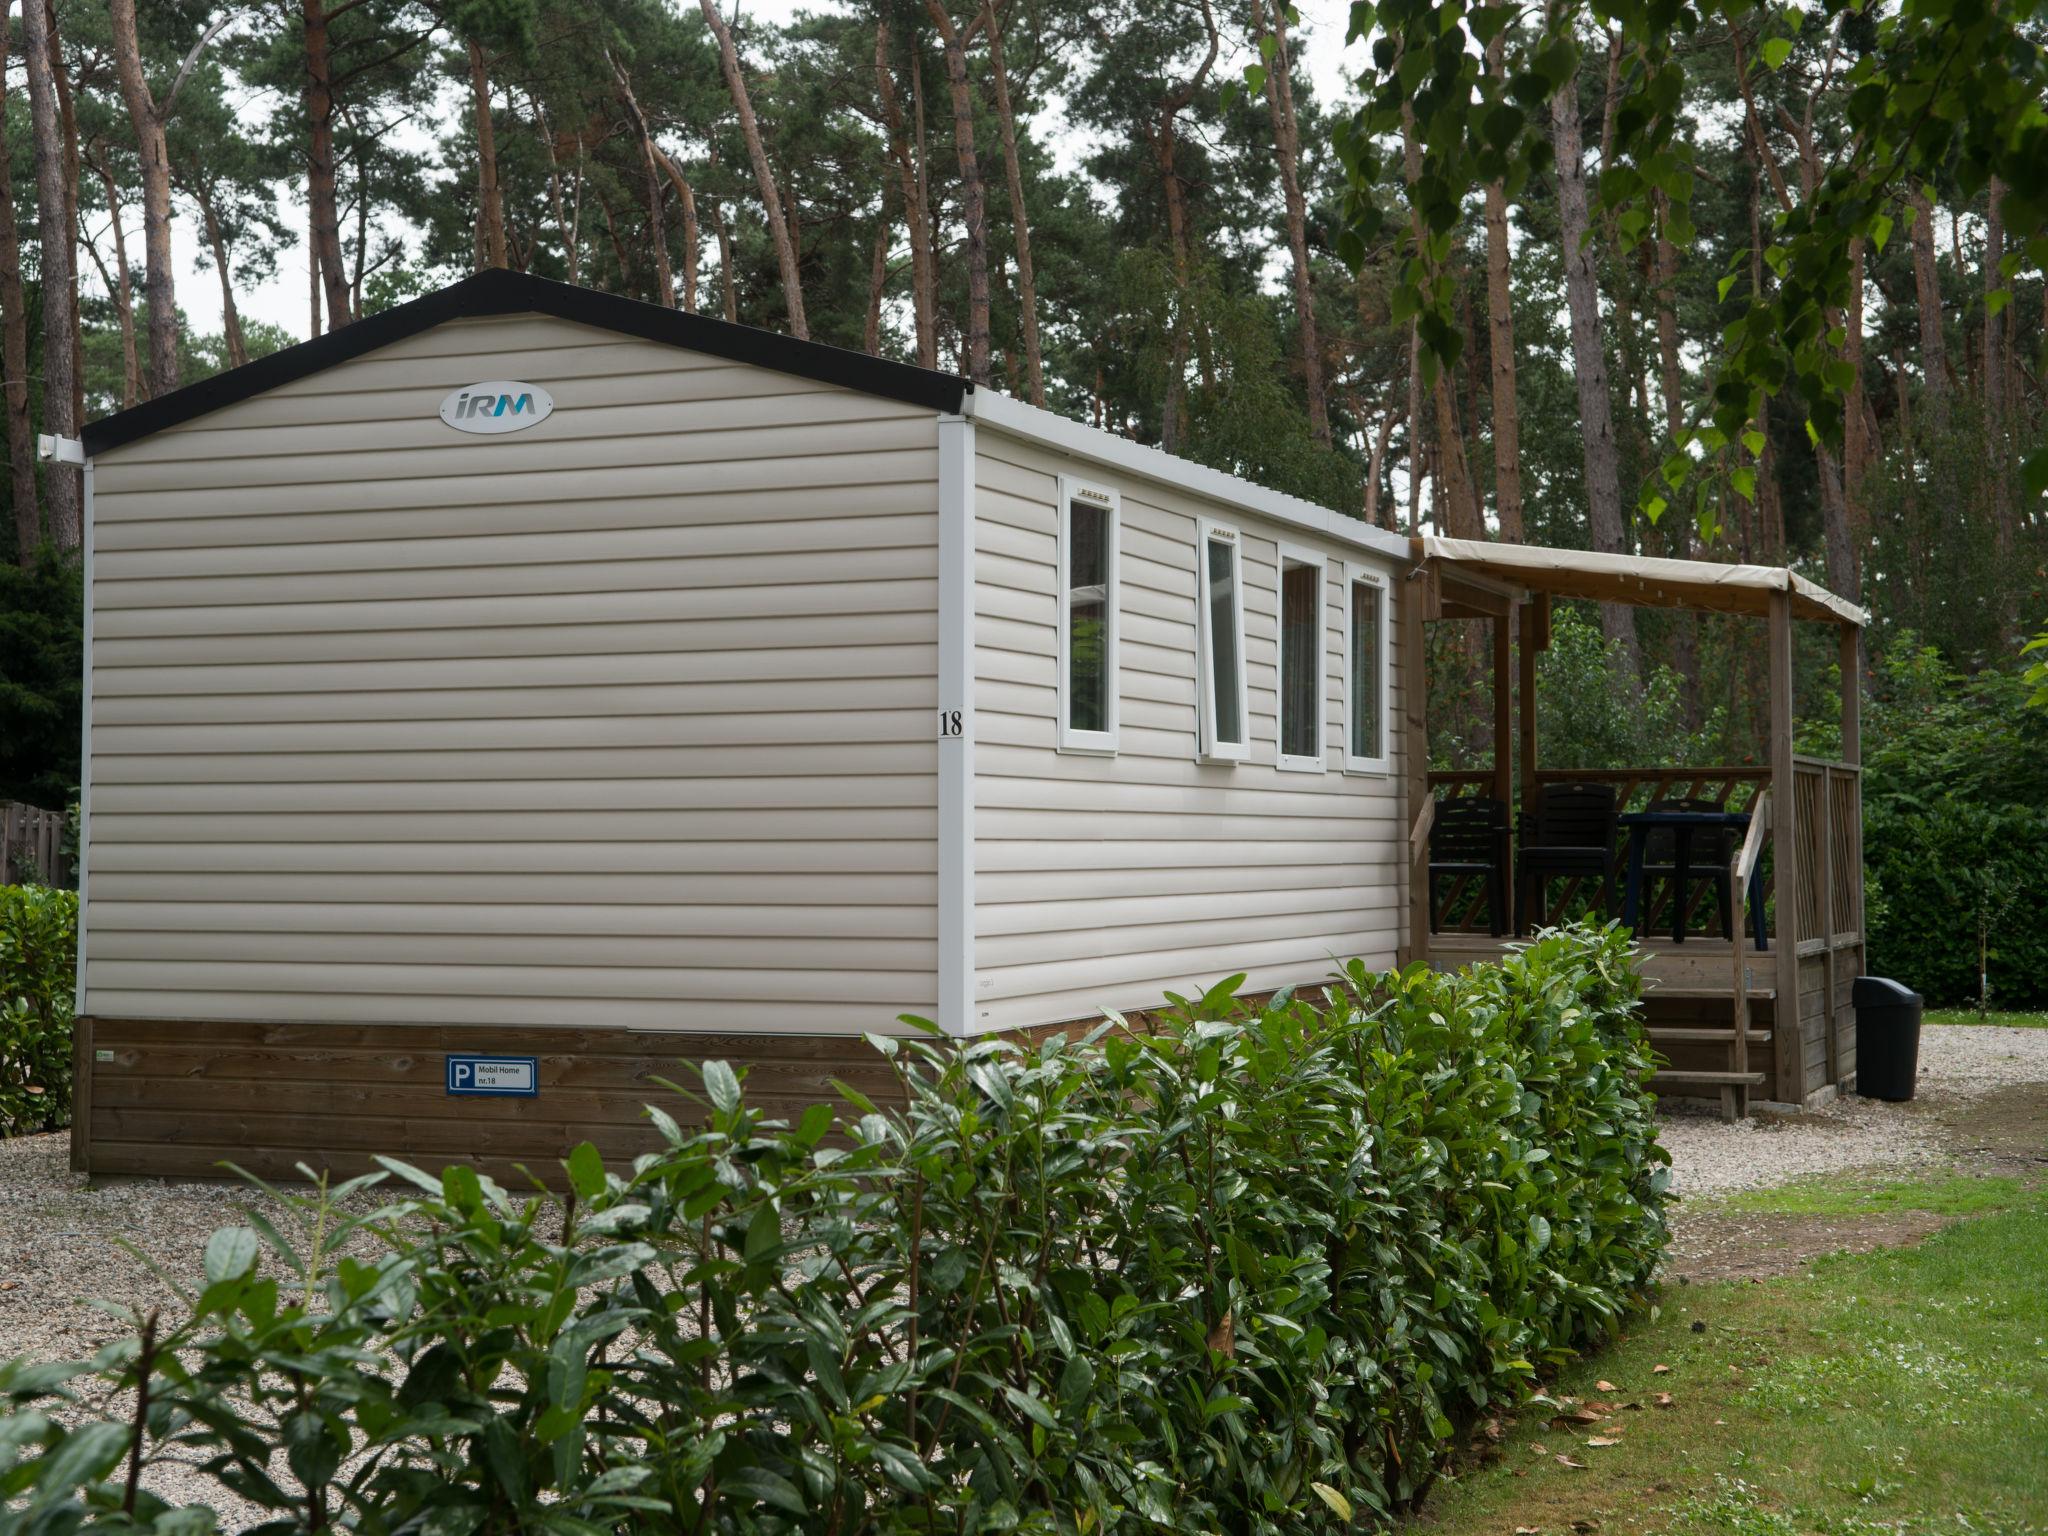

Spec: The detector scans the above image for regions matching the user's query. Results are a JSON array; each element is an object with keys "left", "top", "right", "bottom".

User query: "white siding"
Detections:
[
  {"left": 970, "top": 430, "right": 1405, "bottom": 1032},
  {"left": 85, "top": 314, "right": 941, "bottom": 1032}
]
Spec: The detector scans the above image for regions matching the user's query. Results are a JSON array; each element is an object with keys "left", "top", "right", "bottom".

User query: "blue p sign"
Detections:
[{"left": 446, "top": 1055, "right": 538, "bottom": 1096}]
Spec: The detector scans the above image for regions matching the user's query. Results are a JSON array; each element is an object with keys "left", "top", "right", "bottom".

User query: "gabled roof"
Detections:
[{"left": 81, "top": 267, "right": 969, "bottom": 456}]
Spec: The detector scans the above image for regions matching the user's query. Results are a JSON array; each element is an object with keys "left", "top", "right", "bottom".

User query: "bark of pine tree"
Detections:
[
  {"left": 108, "top": 0, "right": 183, "bottom": 394},
  {"left": 700, "top": 0, "right": 808, "bottom": 338},
  {"left": 865, "top": 203, "right": 890, "bottom": 355},
  {"left": 609, "top": 54, "right": 675, "bottom": 307},
  {"left": 1256, "top": 0, "right": 1328, "bottom": 445},
  {"left": 874, "top": 19, "right": 937, "bottom": 367},
  {"left": 533, "top": 95, "right": 579, "bottom": 285},
  {"left": 1550, "top": 69, "right": 1638, "bottom": 665},
  {"left": 1985, "top": 175, "right": 2010, "bottom": 555},
  {"left": 982, "top": 1, "right": 1043, "bottom": 404},
  {"left": 1149, "top": 0, "right": 1219, "bottom": 455},
  {"left": 90, "top": 158, "right": 143, "bottom": 409},
  {"left": 1481, "top": 29, "right": 1523, "bottom": 540},
  {"left": 0, "top": 18, "right": 40, "bottom": 563},
  {"left": 21, "top": 0, "right": 79, "bottom": 549},
  {"left": 468, "top": 39, "right": 508, "bottom": 269},
  {"left": 198, "top": 193, "right": 249, "bottom": 368},
  {"left": 1908, "top": 186, "right": 1947, "bottom": 430},
  {"left": 44, "top": 1, "right": 83, "bottom": 430},
  {"left": 303, "top": 0, "right": 353, "bottom": 329},
  {"left": 924, "top": 1, "right": 992, "bottom": 385}
]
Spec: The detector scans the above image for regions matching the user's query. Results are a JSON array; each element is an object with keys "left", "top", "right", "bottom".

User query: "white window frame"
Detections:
[
  {"left": 1343, "top": 563, "right": 1393, "bottom": 775},
  {"left": 1194, "top": 519, "right": 1250, "bottom": 763},
  {"left": 1055, "top": 475, "right": 1120, "bottom": 754},
  {"left": 1273, "top": 541, "right": 1327, "bottom": 774}
]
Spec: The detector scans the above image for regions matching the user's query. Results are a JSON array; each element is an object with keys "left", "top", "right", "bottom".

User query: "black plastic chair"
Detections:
[
  {"left": 1428, "top": 796, "right": 1509, "bottom": 936},
  {"left": 1642, "top": 796, "right": 1736, "bottom": 938},
  {"left": 1516, "top": 782, "right": 1620, "bottom": 934}
]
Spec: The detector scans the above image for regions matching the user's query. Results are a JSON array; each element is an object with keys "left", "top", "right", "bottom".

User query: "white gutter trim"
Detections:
[
  {"left": 935, "top": 413, "right": 978, "bottom": 1038},
  {"left": 38, "top": 433, "right": 85, "bottom": 465},
  {"left": 962, "top": 388, "right": 1413, "bottom": 565}
]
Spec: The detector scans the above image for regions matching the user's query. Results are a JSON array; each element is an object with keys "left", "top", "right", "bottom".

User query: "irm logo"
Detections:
[{"left": 438, "top": 379, "right": 554, "bottom": 436}]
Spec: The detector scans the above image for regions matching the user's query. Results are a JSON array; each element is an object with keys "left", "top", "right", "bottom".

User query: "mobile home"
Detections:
[{"left": 61, "top": 270, "right": 1866, "bottom": 1179}]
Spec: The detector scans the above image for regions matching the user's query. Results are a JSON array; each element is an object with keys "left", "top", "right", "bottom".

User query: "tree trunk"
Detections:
[
  {"left": 699, "top": 0, "right": 807, "bottom": 337},
  {"left": 865, "top": 203, "right": 889, "bottom": 355},
  {"left": 43, "top": 0, "right": 82, "bottom": 432},
  {"left": 1550, "top": 71, "right": 1637, "bottom": 665},
  {"left": 1152, "top": 0, "right": 1219, "bottom": 455},
  {"left": 982, "top": 1, "right": 1042, "bottom": 403},
  {"left": 925, "top": 1, "right": 991, "bottom": 385},
  {"left": 1363, "top": 407, "right": 1396, "bottom": 529},
  {"left": 875, "top": 18, "right": 936, "bottom": 367},
  {"left": 108, "top": 0, "right": 181, "bottom": 395},
  {"left": 1985, "top": 175, "right": 2009, "bottom": 553},
  {"left": 468, "top": 39, "right": 508, "bottom": 269},
  {"left": 1158, "top": 121, "right": 1190, "bottom": 453},
  {"left": 92, "top": 158, "right": 143, "bottom": 408},
  {"left": 709, "top": 198, "right": 738, "bottom": 322},
  {"left": 306, "top": 203, "right": 320, "bottom": 338},
  {"left": 303, "top": 0, "right": 353, "bottom": 329},
  {"left": 609, "top": 53, "right": 674, "bottom": 307},
  {"left": 22, "top": 0, "right": 79, "bottom": 549},
  {"left": 0, "top": 17, "right": 40, "bottom": 562},
  {"left": 1908, "top": 186, "right": 1947, "bottom": 429},
  {"left": 1481, "top": 31, "right": 1523, "bottom": 540},
  {"left": 1256, "top": 0, "right": 1328, "bottom": 444},
  {"left": 1405, "top": 319, "right": 1422, "bottom": 532},
  {"left": 533, "top": 95, "right": 579, "bottom": 285},
  {"left": 199, "top": 194, "right": 249, "bottom": 368}
]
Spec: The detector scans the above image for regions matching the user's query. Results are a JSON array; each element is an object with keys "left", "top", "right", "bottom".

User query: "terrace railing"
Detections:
[{"left": 1428, "top": 766, "right": 1770, "bottom": 935}]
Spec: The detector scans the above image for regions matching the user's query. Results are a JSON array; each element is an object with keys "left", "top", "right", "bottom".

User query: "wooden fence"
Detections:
[{"left": 2, "top": 802, "right": 72, "bottom": 888}]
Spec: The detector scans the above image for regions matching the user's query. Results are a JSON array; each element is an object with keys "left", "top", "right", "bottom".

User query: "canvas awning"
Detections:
[{"left": 1417, "top": 536, "right": 1867, "bottom": 627}]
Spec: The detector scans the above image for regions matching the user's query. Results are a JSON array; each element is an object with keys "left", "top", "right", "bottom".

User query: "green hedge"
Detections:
[
  {"left": 0, "top": 925, "right": 1670, "bottom": 1534},
  {"left": 0, "top": 884, "right": 75, "bottom": 1138}
]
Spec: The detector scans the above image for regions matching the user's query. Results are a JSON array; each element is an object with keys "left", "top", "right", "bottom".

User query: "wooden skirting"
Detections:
[{"left": 73, "top": 1017, "right": 911, "bottom": 1186}]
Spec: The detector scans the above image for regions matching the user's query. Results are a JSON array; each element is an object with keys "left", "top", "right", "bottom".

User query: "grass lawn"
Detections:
[
  {"left": 1416, "top": 1177, "right": 2048, "bottom": 1535},
  {"left": 1924, "top": 1007, "right": 2048, "bottom": 1029}
]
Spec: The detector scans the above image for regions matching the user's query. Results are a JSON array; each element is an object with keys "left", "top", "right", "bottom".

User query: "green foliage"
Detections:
[
  {"left": 0, "top": 555, "right": 83, "bottom": 810},
  {"left": 1858, "top": 640, "right": 2048, "bottom": 1007},
  {"left": 0, "top": 885, "right": 76, "bottom": 1138},
  {"left": 1532, "top": 609, "right": 1723, "bottom": 771},
  {"left": 1335, "top": 0, "right": 2048, "bottom": 538},
  {"left": 0, "top": 926, "right": 1670, "bottom": 1533}
]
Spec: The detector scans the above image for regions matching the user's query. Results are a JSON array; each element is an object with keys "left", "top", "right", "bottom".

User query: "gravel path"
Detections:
[{"left": 1658, "top": 1023, "right": 2048, "bottom": 1198}]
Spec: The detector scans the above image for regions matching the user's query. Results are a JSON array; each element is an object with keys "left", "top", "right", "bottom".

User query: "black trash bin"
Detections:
[{"left": 1852, "top": 976, "right": 1922, "bottom": 1101}]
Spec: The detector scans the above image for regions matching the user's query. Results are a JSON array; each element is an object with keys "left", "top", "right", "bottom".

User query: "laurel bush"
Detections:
[
  {"left": 0, "top": 923, "right": 1669, "bottom": 1534},
  {"left": 0, "top": 884, "right": 76, "bottom": 1138}
]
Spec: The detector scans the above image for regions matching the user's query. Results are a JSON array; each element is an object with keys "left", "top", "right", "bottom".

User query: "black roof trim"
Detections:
[{"left": 82, "top": 268, "right": 970, "bottom": 456}]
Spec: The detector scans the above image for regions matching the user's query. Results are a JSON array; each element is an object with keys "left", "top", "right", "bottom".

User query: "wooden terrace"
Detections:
[{"left": 1397, "top": 539, "right": 1869, "bottom": 1118}]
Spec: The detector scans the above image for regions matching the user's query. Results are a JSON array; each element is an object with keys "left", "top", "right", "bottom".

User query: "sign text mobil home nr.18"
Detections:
[
  {"left": 439, "top": 379, "right": 554, "bottom": 436},
  {"left": 446, "top": 1055, "right": 540, "bottom": 1097}
]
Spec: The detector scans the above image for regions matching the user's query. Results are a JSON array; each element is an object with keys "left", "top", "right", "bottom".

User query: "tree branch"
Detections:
[{"left": 159, "top": 13, "right": 232, "bottom": 120}]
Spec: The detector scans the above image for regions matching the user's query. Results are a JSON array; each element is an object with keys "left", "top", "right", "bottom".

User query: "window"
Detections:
[
  {"left": 1275, "top": 544, "right": 1325, "bottom": 772},
  {"left": 1057, "top": 478, "right": 1118, "bottom": 752},
  {"left": 1345, "top": 566, "right": 1391, "bottom": 773},
  {"left": 1196, "top": 521, "right": 1248, "bottom": 761}
]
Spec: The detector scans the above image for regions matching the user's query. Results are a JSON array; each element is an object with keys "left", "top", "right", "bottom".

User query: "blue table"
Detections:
[{"left": 1617, "top": 809, "right": 1766, "bottom": 947}]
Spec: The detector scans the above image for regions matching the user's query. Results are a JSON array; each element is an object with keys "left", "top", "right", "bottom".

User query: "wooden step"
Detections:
[
  {"left": 1647, "top": 1027, "right": 1773, "bottom": 1045},
  {"left": 1649, "top": 1069, "right": 1767, "bottom": 1085}
]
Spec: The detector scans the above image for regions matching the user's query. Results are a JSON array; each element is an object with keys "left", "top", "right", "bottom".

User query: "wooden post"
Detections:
[
  {"left": 1517, "top": 596, "right": 1544, "bottom": 817},
  {"left": 1400, "top": 559, "right": 1435, "bottom": 967},
  {"left": 1767, "top": 587, "right": 1799, "bottom": 1103},
  {"left": 1491, "top": 613, "right": 1513, "bottom": 805},
  {"left": 1839, "top": 622, "right": 1861, "bottom": 766}
]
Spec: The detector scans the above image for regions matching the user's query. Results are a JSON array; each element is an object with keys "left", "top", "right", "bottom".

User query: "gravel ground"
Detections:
[
  {"left": 1, "top": 1022, "right": 2042, "bottom": 1523},
  {"left": 1657, "top": 1023, "right": 2048, "bottom": 1198}
]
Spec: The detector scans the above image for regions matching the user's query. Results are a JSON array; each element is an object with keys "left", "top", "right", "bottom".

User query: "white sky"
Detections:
[{"left": 162, "top": 0, "right": 1368, "bottom": 343}]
